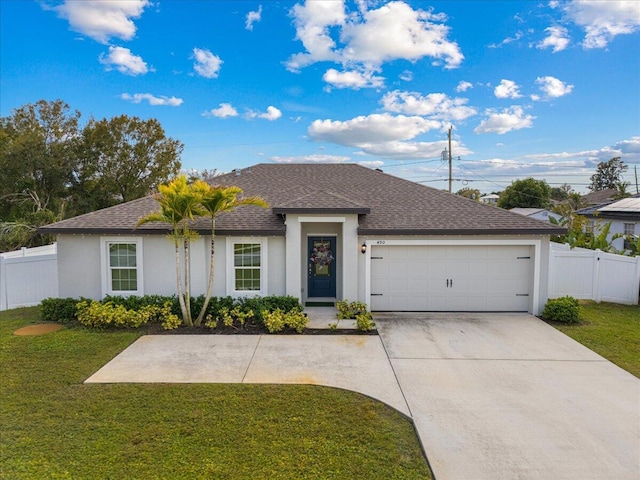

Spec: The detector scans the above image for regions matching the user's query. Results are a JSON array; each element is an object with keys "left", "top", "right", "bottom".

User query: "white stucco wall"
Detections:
[
  {"left": 266, "top": 236, "right": 286, "bottom": 296},
  {"left": 57, "top": 234, "right": 102, "bottom": 299},
  {"left": 57, "top": 233, "right": 285, "bottom": 300}
]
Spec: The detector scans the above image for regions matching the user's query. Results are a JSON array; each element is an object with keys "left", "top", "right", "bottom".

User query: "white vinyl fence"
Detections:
[
  {"left": 549, "top": 243, "right": 640, "bottom": 305},
  {"left": 0, "top": 243, "right": 58, "bottom": 311}
]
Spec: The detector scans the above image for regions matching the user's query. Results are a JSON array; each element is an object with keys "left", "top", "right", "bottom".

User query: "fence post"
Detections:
[
  {"left": 594, "top": 249, "right": 602, "bottom": 303},
  {"left": 635, "top": 256, "right": 640, "bottom": 305},
  {"left": 0, "top": 255, "right": 6, "bottom": 311}
]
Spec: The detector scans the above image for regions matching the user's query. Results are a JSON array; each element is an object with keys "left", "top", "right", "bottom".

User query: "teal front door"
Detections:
[{"left": 308, "top": 237, "right": 336, "bottom": 298}]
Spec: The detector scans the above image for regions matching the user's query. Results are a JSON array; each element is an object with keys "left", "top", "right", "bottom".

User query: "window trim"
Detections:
[
  {"left": 225, "top": 237, "right": 268, "bottom": 297},
  {"left": 100, "top": 237, "right": 144, "bottom": 297}
]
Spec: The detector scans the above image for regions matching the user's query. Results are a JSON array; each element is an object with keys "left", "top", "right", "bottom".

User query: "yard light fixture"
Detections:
[{"left": 361, "top": 242, "right": 367, "bottom": 254}]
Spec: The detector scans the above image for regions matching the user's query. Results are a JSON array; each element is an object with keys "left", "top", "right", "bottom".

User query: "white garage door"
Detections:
[{"left": 370, "top": 245, "right": 533, "bottom": 312}]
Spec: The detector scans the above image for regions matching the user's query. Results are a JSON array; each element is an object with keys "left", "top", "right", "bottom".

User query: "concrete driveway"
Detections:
[
  {"left": 86, "top": 313, "right": 640, "bottom": 480},
  {"left": 375, "top": 313, "right": 640, "bottom": 480}
]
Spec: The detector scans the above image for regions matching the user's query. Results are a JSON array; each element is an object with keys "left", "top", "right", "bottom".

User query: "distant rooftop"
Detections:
[{"left": 599, "top": 198, "right": 640, "bottom": 213}]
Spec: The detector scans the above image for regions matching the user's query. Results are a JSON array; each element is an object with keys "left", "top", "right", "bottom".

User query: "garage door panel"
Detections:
[{"left": 370, "top": 245, "right": 532, "bottom": 312}]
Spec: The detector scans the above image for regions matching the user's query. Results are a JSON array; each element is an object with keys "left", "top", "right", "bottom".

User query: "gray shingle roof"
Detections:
[{"left": 40, "top": 163, "right": 564, "bottom": 235}]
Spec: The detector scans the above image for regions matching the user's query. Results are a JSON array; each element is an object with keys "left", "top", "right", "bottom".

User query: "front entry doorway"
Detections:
[{"left": 308, "top": 237, "right": 336, "bottom": 298}]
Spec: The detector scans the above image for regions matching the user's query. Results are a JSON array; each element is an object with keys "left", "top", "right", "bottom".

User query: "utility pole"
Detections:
[
  {"left": 447, "top": 125, "right": 453, "bottom": 193},
  {"left": 635, "top": 165, "right": 639, "bottom": 195}
]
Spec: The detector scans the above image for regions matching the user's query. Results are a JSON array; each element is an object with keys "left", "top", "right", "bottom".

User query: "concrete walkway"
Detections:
[
  {"left": 86, "top": 334, "right": 410, "bottom": 416},
  {"left": 86, "top": 312, "right": 640, "bottom": 480}
]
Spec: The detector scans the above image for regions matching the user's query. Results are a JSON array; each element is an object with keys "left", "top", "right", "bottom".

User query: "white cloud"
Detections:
[
  {"left": 246, "top": 5, "right": 263, "bottom": 30},
  {"left": 356, "top": 140, "right": 472, "bottom": 159},
  {"left": 381, "top": 90, "right": 477, "bottom": 121},
  {"left": 286, "top": 0, "right": 463, "bottom": 88},
  {"left": 562, "top": 0, "right": 640, "bottom": 49},
  {"left": 614, "top": 136, "right": 640, "bottom": 155},
  {"left": 474, "top": 106, "right": 535, "bottom": 135},
  {"left": 203, "top": 103, "right": 239, "bottom": 118},
  {"left": 285, "top": 0, "right": 346, "bottom": 71},
  {"left": 322, "top": 68, "right": 384, "bottom": 89},
  {"left": 357, "top": 160, "right": 385, "bottom": 168},
  {"left": 399, "top": 70, "right": 413, "bottom": 81},
  {"left": 192, "top": 48, "right": 222, "bottom": 78},
  {"left": 488, "top": 30, "right": 525, "bottom": 49},
  {"left": 456, "top": 81, "right": 473, "bottom": 92},
  {"left": 99, "top": 46, "right": 150, "bottom": 75},
  {"left": 121, "top": 93, "right": 183, "bottom": 106},
  {"left": 271, "top": 154, "right": 351, "bottom": 163},
  {"left": 340, "top": 1, "right": 464, "bottom": 68},
  {"left": 494, "top": 79, "right": 522, "bottom": 99},
  {"left": 50, "top": 0, "right": 150, "bottom": 43},
  {"left": 306, "top": 112, "right": 471, "bottom": 159},
  {"left": 537, "top": 26, "right": 570, "bottom": 52},
  {"left": 309, "top": 113, "right": 440, "bottom": 146},
  {"left": 534, "top": 76, "right": 574, "bottom": 99},
  {"left": 246, "top": 106, "right": 282, "bottom": 121}
]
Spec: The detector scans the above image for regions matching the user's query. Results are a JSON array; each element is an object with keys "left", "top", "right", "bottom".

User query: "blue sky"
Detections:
[{"left": 2, "top": 0, "right": 639, "bottom": 194}]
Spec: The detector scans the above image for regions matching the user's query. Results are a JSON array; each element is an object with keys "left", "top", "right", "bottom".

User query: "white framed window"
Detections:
[
  {"left": 100, "top": 237, "right": 143, "bottom": 296},
  {"left": 226, "top": 237, "right": 267, "bottom": 296},
  {"left": 623, "top": 223, "right": 636, "bottom": 250}
]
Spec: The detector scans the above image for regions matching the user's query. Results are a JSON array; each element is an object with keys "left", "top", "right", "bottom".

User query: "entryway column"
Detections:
[
  {"left": 284, "top": 215, "right": 301, "bottom": 298},
  {"left": 342, "top": 215, "right": 359, "bottom": 300}
]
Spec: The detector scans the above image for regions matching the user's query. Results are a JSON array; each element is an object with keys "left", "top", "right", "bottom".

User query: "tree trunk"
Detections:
[
  {"left": 174, "top": 237, "right": 189, "bottom": 325},
  {"left": 183, "top": 237, "right": 192, "bottom": 326},
  {"left": 195, "top": 219, "right": 216, "bottom": 325}
]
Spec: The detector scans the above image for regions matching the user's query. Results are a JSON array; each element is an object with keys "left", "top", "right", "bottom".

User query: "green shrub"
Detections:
[
  {"left": 336, "top": 300, "right": 369, "bottom": 319},
  {"left": 261, "top": 308, "right": 308, "bottom": 333},
  {"left": 543, "top": 296, "right": 581, "bottom": 324},
  {"left": 76, "top": 301, "right": 154, "bottom": 329},
  {"left": 355, "top": 312, "right": 376, "bottom": 332},
  {"left": 262, "top": 308, "right": 286, "bottom": 333},
  {"left": 284, "top": 310, "right": 308, "bottom": 333},
  {"left": 40, "top": 297, "right": 81, "bottom": 324},
  {"left": 241, "top": 295, "right": 303, "bottom": 325}
]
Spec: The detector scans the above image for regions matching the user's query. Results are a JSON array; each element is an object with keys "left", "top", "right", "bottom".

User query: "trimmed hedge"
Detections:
[
  {"left": 41, "top": 297, "right": 84, "bottom": 324},
  {"left": 543, "top": 296, "right": 581, "bottom": 324},
  {"left": 39, "top": 294, "right": 304, "bottom": 332}
]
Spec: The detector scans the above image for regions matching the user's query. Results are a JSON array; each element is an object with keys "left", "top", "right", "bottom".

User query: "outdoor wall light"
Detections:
[{"left": 361, "top": 242, "right": 367, "bottom": 254}]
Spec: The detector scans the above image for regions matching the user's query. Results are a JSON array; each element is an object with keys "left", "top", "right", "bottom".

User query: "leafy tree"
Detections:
[
  {"left": 589, "top": 157, "right": 627, "bottom": 191},
  {"left": 191, "top": 182, "right": 268, "bottom": 325},
  {"left": 187, "top": 168, "right": 219, "bottom": 183},
  {"left": 0, "top": 100, "right": 80, "bottom": 249},
  {"left": 612, "top": 182, "right": 631, "bottom": 200},
  {"left": 455, "top": 187, "right": 482, "bottom": 201},
  {"left": 550, "top": 183, "right": 574, "bottom": 201},
  {"left": 551, "top": 215, "right": 622, "bottom": 253},
  {"left": 137, "top": 176, "right": 205, "bottom": 326},
  {"left": 497, "top": 178, "right": 551, "bottom": 209},
  {"left": 76, "top": 115, "right": 183, "bottom": 213}
]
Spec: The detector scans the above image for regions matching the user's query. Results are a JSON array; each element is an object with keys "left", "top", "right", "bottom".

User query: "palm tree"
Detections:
[
  {"left": 137, "top": 176, "right": 205, "bottom": 326},
  {"left": 191, "top": 181, "right": 268, "bottom": 326}
]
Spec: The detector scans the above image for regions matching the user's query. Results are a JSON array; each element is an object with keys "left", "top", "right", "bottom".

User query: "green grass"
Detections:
[
  {"left": 0, "top": 307, "right": 431, "bottom": 480},
  {"left": 552, "top": 301, "right": 640, "bottom": 377}
]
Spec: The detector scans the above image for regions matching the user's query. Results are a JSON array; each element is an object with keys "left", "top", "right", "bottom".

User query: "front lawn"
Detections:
[
  {"left": 552, "top": 301, "right": 640, "bottom": 377},
  {"left": 0, "top": 307, "right": 431, "bottom": 479}
]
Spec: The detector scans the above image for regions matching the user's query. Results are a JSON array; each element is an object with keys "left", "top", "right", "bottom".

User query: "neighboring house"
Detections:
[
  {"left": 576, "top": 198, "right": 640, "bottom": 252},
  {"left": 582, "top": 188, "right": 617, "bottom": 206},
  {"left": 39, "top": 164, "right": 564, "bottom": 315},
  {"left": 509, "top": 208, "right": 564, "bottom": 224},
  {"left": 480, "top": 194, "right": 499, "bottom": 205}
]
